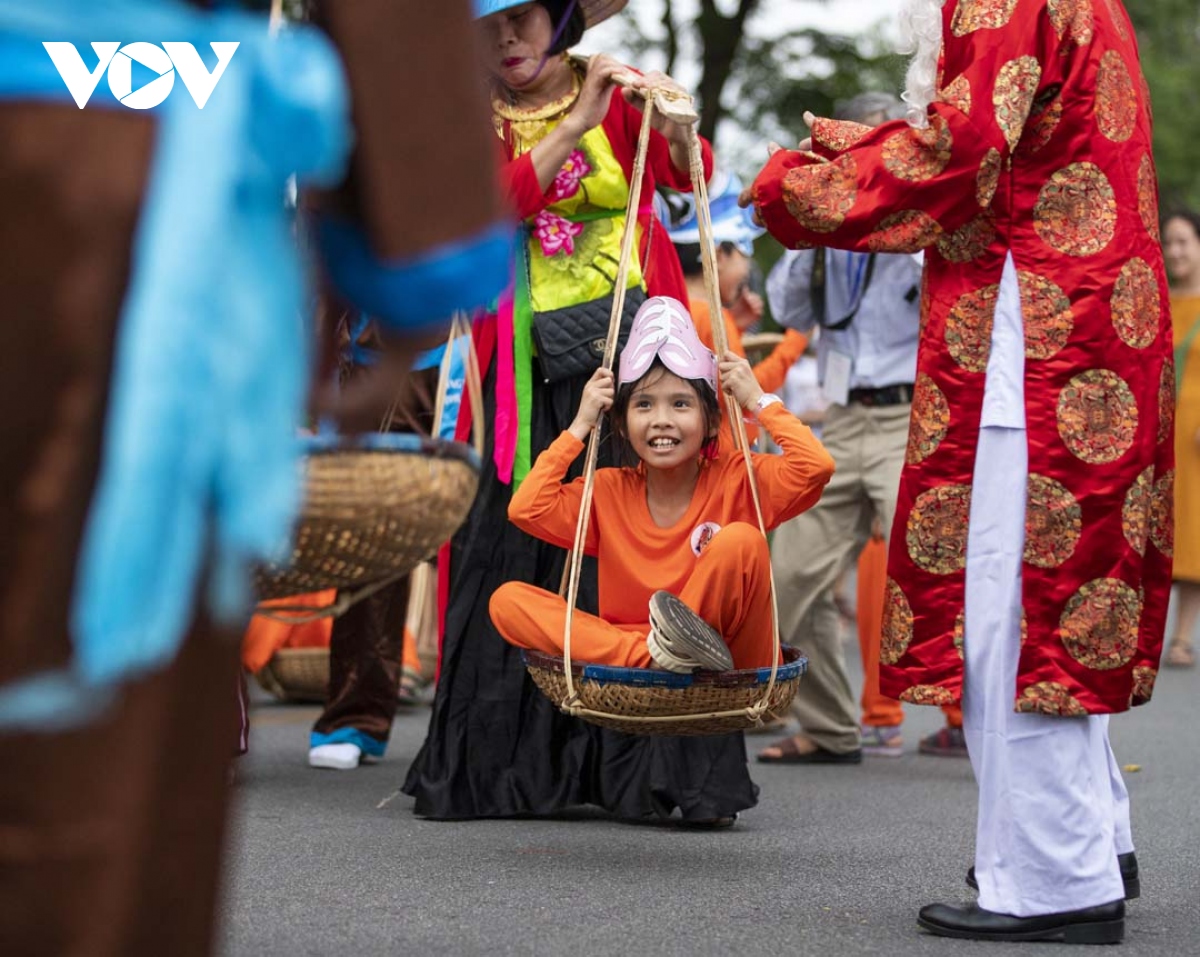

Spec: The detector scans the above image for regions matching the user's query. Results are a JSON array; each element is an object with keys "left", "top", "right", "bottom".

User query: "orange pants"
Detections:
[
  {"left": 490, "top": 522, "right": 777, "bottom": 670},
  {"left": 857, "top": 537, "right": 962, "bottom": 728}
]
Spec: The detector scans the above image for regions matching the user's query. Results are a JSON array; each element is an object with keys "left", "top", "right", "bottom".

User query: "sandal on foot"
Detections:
[
  {"left": 646, "top": 591, "right": 733, "bottom": 673},
  {"left": 396, "top": 666, "right": 428, "bottom": 707},
  {"left": 918, "top": 726, "right": 969, "bottom": 758},
  {"left": 1164, "top": 639, "right": 1195, "bottom": 669},
  {"left": 756, "top": 733, "right": 862, "bottom": 765}
]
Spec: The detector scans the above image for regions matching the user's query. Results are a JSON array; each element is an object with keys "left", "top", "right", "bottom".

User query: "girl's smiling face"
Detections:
[
  {"left": 1163, "top": 215, "right": 1200, "bottom": 288},
  {"left": 624, "top": 367, "right": 715, "bottom": 472},
  {"left": 479, "top": 3, "right": 555, "bottom": 91}
]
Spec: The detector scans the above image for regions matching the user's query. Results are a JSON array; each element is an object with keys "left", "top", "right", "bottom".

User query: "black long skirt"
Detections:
[{"left": 401, "top": 362, "right": 758, "bottom": 821}]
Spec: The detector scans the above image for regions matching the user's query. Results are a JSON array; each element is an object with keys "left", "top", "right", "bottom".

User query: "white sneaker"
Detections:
[
  {"left": 645, "top": 591, "right": 734, "bottom": 673},
  {"left": 308, "top": 742, "right": 362, "bottom": 770}
]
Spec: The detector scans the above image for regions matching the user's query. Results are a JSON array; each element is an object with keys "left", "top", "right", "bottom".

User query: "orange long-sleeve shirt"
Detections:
[{"left": 508, "top": 404, "right": 835, "bottom": 626}]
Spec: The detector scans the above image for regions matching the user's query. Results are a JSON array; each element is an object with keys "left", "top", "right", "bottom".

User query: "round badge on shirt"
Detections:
[{"left": 690, "top": 522, "right": 722, "bottom": 556}]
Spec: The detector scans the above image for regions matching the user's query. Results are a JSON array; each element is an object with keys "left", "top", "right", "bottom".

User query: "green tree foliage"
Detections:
[
  {"left": 734, "top": 27, "right": 904, "bottom": 144},
  {"left": 1126, "top": 0, "right": 1200, "bottom": 210},
  {"left": 609, "top": 2, "right": 903, "bottom": 173},
  {"left": 617, "top": 1, "right": 1197, "bottom": 207}
]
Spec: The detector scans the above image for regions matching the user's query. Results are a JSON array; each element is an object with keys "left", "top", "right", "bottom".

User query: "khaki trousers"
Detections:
[{"left": 772, "top": 401, "right": 910, "bottom": 753}]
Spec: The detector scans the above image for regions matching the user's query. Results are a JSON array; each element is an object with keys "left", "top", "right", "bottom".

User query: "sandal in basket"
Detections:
[{"left": 646, "top": 591, "right": 733, "bottom": 674}]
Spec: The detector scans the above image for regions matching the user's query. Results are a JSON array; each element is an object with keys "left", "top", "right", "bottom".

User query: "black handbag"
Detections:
[{"left": 531, "top": 286, "right": 646, "bottom": 384}]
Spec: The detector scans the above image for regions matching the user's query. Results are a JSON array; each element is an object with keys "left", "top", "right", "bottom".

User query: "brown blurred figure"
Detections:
[{"left": 0, "top": 3, "right": 508, "bottom": 955}]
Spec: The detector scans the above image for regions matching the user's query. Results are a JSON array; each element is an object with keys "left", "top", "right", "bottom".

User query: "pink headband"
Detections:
[{"left": 618, "top": 296, "right": 717, "bottom": 390}]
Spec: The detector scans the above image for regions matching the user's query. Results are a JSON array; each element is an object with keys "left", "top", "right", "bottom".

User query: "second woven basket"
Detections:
[{"left": 255, "top": 433, "right": 479, "bottom": 602}]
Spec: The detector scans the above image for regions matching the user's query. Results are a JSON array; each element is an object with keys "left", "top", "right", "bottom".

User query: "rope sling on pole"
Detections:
[{"left": 532, "top": 75, "right": 801, "bottom": 734}]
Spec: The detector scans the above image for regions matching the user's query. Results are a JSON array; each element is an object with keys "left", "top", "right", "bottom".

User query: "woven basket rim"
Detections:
[
  {"left": 270, "top": 647, "right": 332, "bottom": 660},
  {"left": 299, "top": 433, "right": 480, "bottom": 469},
  {"left": 522, "top": 645, "right": 806, "bottom": 689}
]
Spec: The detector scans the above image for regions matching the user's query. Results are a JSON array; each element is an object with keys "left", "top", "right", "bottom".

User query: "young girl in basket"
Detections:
[{"left": 490, "top": 296, "right": 835, "bottom": 672}]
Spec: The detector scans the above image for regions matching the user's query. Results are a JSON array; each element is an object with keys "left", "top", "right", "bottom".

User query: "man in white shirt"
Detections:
[{"left": 757, "top": 92, "right": 924, "bottom": 764}]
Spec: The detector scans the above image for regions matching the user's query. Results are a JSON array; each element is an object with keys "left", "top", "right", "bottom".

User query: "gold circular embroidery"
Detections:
[
  {"left": 1048, "top": 0, "right": 1094, "bottom": 44},
  {"left": 1096, "top": 50, "right": 1138, "bottom": 143},
  {"left": 977, "top": 149, "right": 1002, "bottom": 207},
  {"left": 994, "top": 57, "right": 1043, "bottom": 152},
  {"left": 1056, "top": 369, "right": 1138, "bottom": 464},
  {"left": 907, "top": 484, "right": 972, "bottom": 575},
  {"left": 882, "top": 114, "right": 953, "bottom": 183},
  {"left": 1122, "top": 466, "right": 1154, "bottom": 556},
  {"left": 945, "top": 285, "right": 998, "bottom": 372},
  {"left": 1138, "top": 154, "right": 1159, "bottom": 241},
  {"left": 940, "top": 75, "right": 972, "bottom": 115},
  {"left": 1024, "top": 98, "right": 1063, "bottom": 154},
  {"left": 880, "top": 578, "right": 914, "bottom": 665},
  {"left": 1060, "top": 578, "right": 1141, "bottom": 670},
  {"left": 1034, "top": 163, "right": 1117, "bottom": 257},
  {"left": 900, "top": 684, "right": 957, "bottom": 706},
  {"left": 782, "top": 154, "right": 857, "bottom": 234},
  {"left": 815, "top": 119, "right": 873, "bottom": 153},
  {"left": 906, "top": 373, "right": 951, "bottom": 465},
  {"left": 1111, "top": 258, "right": 1160, "bottom": 349},
  {"left": 1158, "top": 358, "right": 1175, "bottom": 445},
  {"left": 1150, "top": 469, "right": 1174, "bottom": 556},
  {"left": 1015, "top": 681, "right": 1089, "bottom": 716},
  {"left": 937, "top": 213, "right": 996, "bottom": 264},
  {"left": 1131, "top": 665, "right": 1157, "bottom": 704},
  {"left": 866, "top": 210, "right": 943, "bottom": 253},
  {"left": 1024, "top": 475, "right": 1081, "bottom": 568},
  {"left": 952, "top": 0, "right": 1019, "bottom": 35},
  {"left": 1019, "top": 271, "right": 1074, "bottom": 360}
]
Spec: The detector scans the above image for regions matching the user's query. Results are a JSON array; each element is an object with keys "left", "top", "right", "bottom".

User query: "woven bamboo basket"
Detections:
[
  {"left": 254, "top": 647, "right": 330, "bottom": 703},
  {"left": 523, "top": 646, "right": 807, "bottom": 736},
  {"left": 255, "top": 433, "right": 479, "bottom": 601}
]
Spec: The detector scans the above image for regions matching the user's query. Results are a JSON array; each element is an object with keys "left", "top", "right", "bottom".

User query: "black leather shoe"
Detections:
[
  {"left": 966, "top": 851, "right": 1139, "bottom": 900},
  {"left": 917, "top": 900, "right": 1125, "bottom": 943}
]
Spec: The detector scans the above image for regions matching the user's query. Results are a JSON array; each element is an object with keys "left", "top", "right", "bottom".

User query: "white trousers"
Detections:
[{"left": 964, "top": 425, "right": 1132, "bottom": 917}]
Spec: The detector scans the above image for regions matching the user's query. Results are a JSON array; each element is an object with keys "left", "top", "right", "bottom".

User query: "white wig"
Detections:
[{"left": 898, "top": 0, "right": 946, "bottom": 128}]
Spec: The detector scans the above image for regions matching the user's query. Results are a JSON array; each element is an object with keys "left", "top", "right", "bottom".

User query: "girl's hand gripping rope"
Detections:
[
  {"left": 717, "top": 351, "right": 765, "bottom": 412},
  {"left": 568, "top": 367, "right": 615, "bottom": 441}
]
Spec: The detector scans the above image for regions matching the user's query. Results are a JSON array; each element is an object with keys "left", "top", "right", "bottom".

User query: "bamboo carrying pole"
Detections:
[{"left": 554, "top": 80, "right": 783, "bottom": 728}]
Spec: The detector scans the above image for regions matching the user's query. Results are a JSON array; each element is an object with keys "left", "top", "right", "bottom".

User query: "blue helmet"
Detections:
[{"left": 658, "top": 169, "right": 765, "bottom": 257}]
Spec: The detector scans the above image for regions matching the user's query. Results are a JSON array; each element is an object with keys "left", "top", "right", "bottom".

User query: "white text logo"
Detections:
[{"left": 43, "top": 42, "right": 240, "bottom": 110}]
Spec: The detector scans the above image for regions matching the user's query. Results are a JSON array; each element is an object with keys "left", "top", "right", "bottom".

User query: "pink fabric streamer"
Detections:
[{"left": 493, "top": 287, "right": 518, "bottom": 483}]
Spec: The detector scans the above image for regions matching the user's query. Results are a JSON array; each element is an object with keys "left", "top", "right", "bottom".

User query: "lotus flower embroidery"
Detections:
[
  {"left": 551, "top": 149, "right": 592, "bottom": 200},
  {"left": 533, "top": 210, "right": 584, "bottom": 257}
]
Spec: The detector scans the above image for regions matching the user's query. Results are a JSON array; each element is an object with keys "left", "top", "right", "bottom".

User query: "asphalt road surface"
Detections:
[{"left": 220, "top": 629, "right": 1199, "bottom": 956}]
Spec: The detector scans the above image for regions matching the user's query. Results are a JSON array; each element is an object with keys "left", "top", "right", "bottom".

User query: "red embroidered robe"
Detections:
[{"left": 751, "top": 0, "right": 1172, "bottom": 716}]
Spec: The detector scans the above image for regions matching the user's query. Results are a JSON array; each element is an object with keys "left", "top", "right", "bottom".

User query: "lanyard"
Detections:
[
  {"left": 815, "top": 251, "right": 877, "bottom": 331},
  {"left": 846, "top": 251, "right": 869, "bottom": 306}
]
